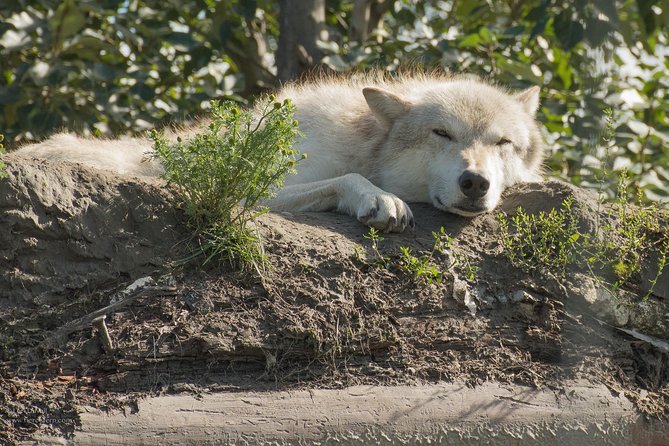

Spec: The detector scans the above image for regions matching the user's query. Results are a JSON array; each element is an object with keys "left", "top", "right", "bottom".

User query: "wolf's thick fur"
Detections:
[{"left": 17, "top": 73, "right": 544, "bottom": 232}]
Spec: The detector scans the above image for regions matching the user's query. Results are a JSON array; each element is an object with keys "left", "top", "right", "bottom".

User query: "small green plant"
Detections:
[
  {"left": 432, "top": 227, "right": 478, "bottom": 282},
  {"left": 0, "top": 134, "right": 8, "bottom": 179},
  {"left": 358, "top": 226, "right": 477, "bottom": 285},
  {"left": 592, "top": 171, "right": 669, "bottom": 293},
  {"left": 398, "top": 246, "right": 443, "bottom": 284},
  {"left": 362, "top": 227, "right": 389, "bottom": 266},
  {"left": 497, "top": 196, "right": 581, "bottom": 279},
  {"left": 151, "top": 97, "right": 303, "bottom": 270}
]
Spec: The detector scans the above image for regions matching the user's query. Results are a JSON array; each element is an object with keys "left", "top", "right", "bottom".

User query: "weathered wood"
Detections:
[{"left": 63, "top": 382, "right": 666, "bottom": 445}]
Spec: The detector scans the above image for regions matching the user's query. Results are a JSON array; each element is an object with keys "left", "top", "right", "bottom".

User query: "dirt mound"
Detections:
[
  {"left": 0, "top": 155, "right": 187, "bottom": 308},
  {"left": 0, "top": 157, "right": 667, "bottom": 444}
]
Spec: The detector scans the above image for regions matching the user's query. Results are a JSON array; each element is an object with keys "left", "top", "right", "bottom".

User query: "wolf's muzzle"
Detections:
[{"left": 458, "top": 171, "right": 490, "bottom": 199}]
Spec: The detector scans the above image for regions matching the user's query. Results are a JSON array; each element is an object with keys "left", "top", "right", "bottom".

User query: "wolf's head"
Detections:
[{"left": 363, "top": 78, "right": 544, "bottom": 216}]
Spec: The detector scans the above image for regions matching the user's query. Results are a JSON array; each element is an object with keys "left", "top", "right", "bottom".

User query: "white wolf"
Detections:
[{"left": 16, "top": 73, "right": 544, "bottom": 232}]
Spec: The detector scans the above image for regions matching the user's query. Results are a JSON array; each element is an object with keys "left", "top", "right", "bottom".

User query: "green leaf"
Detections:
[
  {"left": 594, "top": 0, "right": 619, "bottom": 24},
  {"left": 527, "top": 1, "right": 549, "bottom": 39},
  {"left": 454, "top": 0, "right": 479, "bottom": 20},
  {"left": 166, "top": 32, "right": 199, "bottom": 52},
  {"left": 494, "top": 55, "right": 542, "bottom": 82},
  {"left": 478, "top": 27, "right": 492, "bottom": 44},
  {"left": 584, "top": 18, "right": 614, "bottom": 47},
  {"left": 555, "top": 53, "right": 573, "bottom": 89},
  {"left": 553, "top": 12, "right": 585, "bottom": 50},
  {"left": 61, "top": 32, "right": 115, "bottom": 60},
  {"left": 458, "top": 33, "right": 481, "bottom": 48},
  {"left": 636, "top": 0, "right": 658, "bottom": 37},
  {"left": 502, "top": 25, "right": 525, "bottom": 38},
  {"left": 50, "top": 0, "right": 86, "bottom": 44}
]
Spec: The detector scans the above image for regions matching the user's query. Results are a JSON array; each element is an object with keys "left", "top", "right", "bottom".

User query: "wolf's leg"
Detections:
[{"left": 268, "top": 173, "right": 414, "bottom": 232}]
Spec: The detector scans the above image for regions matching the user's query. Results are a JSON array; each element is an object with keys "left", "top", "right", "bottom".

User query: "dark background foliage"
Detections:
[{"left": 1, "top": 0, "right": 667, "bottom": 201}]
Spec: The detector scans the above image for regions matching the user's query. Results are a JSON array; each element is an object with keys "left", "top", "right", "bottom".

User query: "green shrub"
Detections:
[
  {"left": 497, "top": 187, "right": 668, "bottom": 298},
  {"left": 497, "top": 196, "right": 581, "bottom": 279},
  {"left": 591, "top": 173, "right": 669, "bottom": 293},
  {"left": 151, "top": 97, "right": 302, "bottom": 271}
]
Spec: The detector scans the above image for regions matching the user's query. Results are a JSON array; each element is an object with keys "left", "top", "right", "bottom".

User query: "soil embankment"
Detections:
[{"left": 1, "top": 155, "right": 667, "bottom": 444}]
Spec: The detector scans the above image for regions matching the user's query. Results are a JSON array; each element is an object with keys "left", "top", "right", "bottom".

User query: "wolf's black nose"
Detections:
[{"left": 459, "top": 171, "right": 490, "bottom": 199}]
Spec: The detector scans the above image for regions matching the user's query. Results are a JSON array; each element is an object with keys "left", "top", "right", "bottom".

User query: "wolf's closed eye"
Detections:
[
  {"left": 433, "top": 129, "right": 452, "bottom": 140},
  {"left": 496, "top": 137, "right": 512, "bottom": 146}
]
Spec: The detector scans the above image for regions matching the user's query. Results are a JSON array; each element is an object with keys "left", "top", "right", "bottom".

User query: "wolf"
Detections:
[{"left": 16, "top": 73, "right": 544, "bottom": 232}]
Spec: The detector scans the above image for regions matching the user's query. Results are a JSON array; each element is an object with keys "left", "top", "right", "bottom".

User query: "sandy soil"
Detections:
[{"left": 0, "top": 155, "right": 667, "bottom": 444}]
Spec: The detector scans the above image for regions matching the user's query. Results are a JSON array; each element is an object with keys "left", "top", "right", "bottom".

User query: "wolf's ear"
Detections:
[
  {"left": 515, "top": 86, "right": 541, "bottom": 117},
  {"left": 362, "top": 87, "right": 410, "bottom": 125}
]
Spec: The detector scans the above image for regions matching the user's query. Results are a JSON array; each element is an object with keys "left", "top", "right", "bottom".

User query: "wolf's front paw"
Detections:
[{"left": 357, "top": 192, "right": 415, "bottom": 232}]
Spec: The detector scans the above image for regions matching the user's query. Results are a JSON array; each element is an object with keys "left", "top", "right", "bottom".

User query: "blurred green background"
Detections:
[{"left": 1, "top": 0, "right": 667, "bottom": 202}]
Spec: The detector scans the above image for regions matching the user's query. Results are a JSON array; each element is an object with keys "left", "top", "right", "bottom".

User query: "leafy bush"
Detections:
[
  {"left": 0, "top": 1, "right": 267, "bottom": 144},
  {"left": 151, "top": 97, "right": 302, "bottom": 270}
]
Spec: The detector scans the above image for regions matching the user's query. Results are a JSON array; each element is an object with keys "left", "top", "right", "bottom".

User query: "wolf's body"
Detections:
[{"left": 17, "top": 73, "right": 544, "bottom": 232}]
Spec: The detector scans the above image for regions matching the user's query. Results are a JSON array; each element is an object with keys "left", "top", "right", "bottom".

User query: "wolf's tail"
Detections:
[{"left": 14, "top": 132, "right": 163, "bottom": 178}]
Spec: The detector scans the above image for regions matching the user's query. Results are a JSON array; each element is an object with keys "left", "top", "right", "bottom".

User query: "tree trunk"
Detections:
[
  {"left": 349, "top": 0, "right": 372, "bottom": 43},
  {"left": 277, "top": 0, "right": 326, "bottom": 83},
  {"left": 369, "top": 0, "right": 393, "bottom": 42},
  {"left": 350, "top": 0, "right": 393, "bottom": 44}
]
